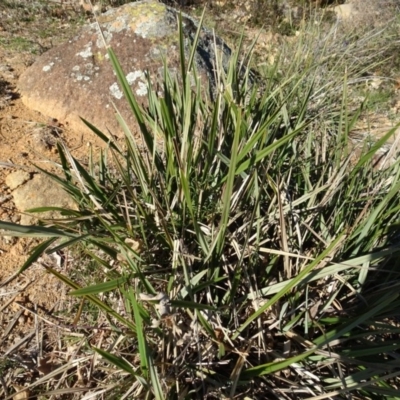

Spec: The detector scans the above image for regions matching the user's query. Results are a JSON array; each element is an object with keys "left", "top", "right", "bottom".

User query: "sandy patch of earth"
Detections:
[{"left": 0, "top": 47, "right": 104, "bottom": 278}]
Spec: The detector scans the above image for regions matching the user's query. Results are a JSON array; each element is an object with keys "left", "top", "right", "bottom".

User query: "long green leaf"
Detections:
[
  {"left": 129, "top": 287, "right": 148, "bottom": 373},
  {"left": 70, "top": 278, "right": 129, "bottom": 296},
  {"left": 93, "top": 347, "right": 136, "bottom": 376},
  {"left": 241, "top": 348, "right": 316, "bottom": 379},
  {"left": 235, "top": 122, "right": 309, "bottom": 176},
  {"left": 0, "top": 221, "right": 76, "bottom": 238},
  {"left": 45, "top": 266, "right": 137, "bottom": 334},
  {"left": 18, "top": 237, "right": 57, "bottom": 274}
]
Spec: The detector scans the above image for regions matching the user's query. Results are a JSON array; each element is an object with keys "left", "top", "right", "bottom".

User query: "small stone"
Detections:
[
  {"left": 333, "top": 4, "right": 356, "bottom": 20},
  {"left": 5, "top": 171, "right": 31, "bottom": 190},
  {"left": 11, "top": 173, "right": 77, "bottom": 225},
  {"left": 11, "top": 214, "right": 21, "bottom": 223},
  {"left": 2, "top": 236, "right": 16, "bottom": 245}
]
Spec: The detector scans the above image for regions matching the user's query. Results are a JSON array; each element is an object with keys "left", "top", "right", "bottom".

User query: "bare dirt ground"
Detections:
[{"left": 0, "top": 3, "right": 115, "bottom": 392}]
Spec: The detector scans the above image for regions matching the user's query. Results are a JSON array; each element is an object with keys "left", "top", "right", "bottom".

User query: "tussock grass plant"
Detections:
[{"left": 1, "top": 11, "right": 400, "bottom": 400}]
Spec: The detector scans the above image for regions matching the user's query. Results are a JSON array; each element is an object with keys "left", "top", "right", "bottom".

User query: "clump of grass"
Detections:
[{"left": 2, "top": 7, "right": 400, "bottom": 400}]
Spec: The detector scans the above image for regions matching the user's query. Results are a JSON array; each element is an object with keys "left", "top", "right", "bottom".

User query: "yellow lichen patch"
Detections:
[
  {"left": 95, "top": 51, "right": 105, "bottom": 63},
  {"left": 97, "top": 1, "right": 168, "bottom": 35},
  {"left": 127, "top": 2, "right": 168, "bottom": 37}
]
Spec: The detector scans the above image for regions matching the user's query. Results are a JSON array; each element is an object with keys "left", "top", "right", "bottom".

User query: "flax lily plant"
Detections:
[{"left": 1, "top": 11, "right": 400, "bottom": 400}]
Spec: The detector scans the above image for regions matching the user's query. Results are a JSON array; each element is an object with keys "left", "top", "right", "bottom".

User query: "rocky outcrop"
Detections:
[{"left": 18, "top": 0, "right": 231, "bottom": 137}]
